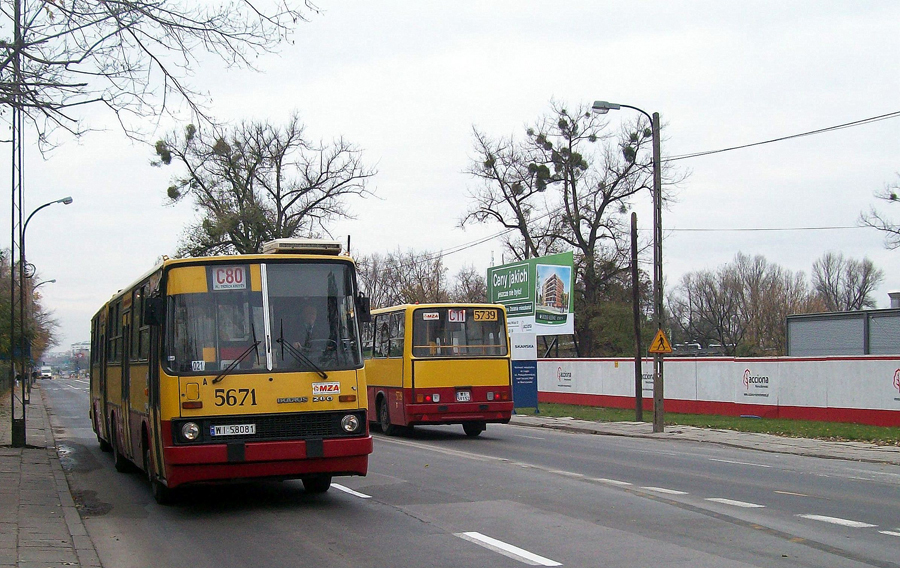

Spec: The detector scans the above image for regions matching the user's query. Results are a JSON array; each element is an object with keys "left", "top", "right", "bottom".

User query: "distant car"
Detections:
[{"left": 40, "top": 366, "right": 52, "bottom": 379}]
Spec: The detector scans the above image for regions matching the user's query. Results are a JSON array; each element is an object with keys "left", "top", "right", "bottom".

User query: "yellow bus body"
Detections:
[
  {"left": 364, "top": 303, "right": 513, "bottom": 436},
  {"left": 89, "top": 248, "right": 372, "bottom": 498}
]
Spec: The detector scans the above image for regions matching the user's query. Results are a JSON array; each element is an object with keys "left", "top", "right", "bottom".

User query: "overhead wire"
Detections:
[{"left": 375, "top": 110, "right": 900, "bottom": 263}]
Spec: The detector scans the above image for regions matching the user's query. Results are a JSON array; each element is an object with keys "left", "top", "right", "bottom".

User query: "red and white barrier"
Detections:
[{"left": 538, "top": 356, "right": 900, "bottom": 427}]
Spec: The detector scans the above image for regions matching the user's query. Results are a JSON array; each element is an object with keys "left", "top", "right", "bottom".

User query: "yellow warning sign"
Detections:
[{"left": 648, "top": 329, "right": 673, "bottom": 354}]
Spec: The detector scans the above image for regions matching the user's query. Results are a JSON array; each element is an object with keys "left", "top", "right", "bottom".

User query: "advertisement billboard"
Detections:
[{"left": 487, "top": 252, "right": 575, "bottom": 336}]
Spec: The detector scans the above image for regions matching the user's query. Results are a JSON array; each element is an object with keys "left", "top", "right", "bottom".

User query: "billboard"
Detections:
[{"left": 487, "top": 252, "right": 575, "bottom": 336}]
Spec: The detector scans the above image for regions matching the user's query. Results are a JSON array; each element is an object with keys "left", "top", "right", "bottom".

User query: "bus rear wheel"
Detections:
[
  {"left": 302, "top": 475, "right": 332, "bottom": 494},
  {"left": 462, "top": 422, "right": 486, "bottom": 437},
  {"left": 379, "top": 399, "right": 398, "bottom": 436}
]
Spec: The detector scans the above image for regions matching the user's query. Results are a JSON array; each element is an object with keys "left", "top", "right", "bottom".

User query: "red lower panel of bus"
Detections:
[{"left": 160, "top": 423, "right": 372, "bottom": 488}]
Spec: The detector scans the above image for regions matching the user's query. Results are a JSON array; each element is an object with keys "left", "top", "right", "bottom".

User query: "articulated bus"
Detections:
[
  {"left": 362, "top": 303, "right": 513, "bottom": 437},
  {"left": 89, "top": 239, "right": 373, "bottom": 503}
]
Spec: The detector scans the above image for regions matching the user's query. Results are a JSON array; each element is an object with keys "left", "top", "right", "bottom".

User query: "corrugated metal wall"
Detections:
[{"left": 787, "top": 309, "right": 900, "bottom": 355}]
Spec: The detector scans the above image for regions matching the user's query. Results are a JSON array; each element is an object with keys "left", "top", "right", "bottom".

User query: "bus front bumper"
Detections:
[{"left": 162, "top": 435, "right": 373, "bottom": 488}]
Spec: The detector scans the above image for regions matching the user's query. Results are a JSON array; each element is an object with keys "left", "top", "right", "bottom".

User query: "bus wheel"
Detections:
[
  {"left": 302, "top": 475, "right": 332, "bottom": 494},
  {"left": 379, "top": 400, "right": 397, "bottom": 436},
  {"left": 96, "top": 414, "right": 111, "bottom": 453},
  {"left": 144, "top": 446, "right": 175, "bottom": 505},
  {"left": 462, "top": 422, "right": 486, "bottom": 437},
  {"left": 111, "top": 432, "right": 132, "bottom": 473}
]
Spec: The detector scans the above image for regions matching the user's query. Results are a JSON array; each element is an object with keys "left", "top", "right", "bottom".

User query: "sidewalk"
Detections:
[
  {"left": 509, "top": 413, "right": 900, "bottom": 466},
  {"left": 0, "top": 384, "right": 101, "bottom": 568}
]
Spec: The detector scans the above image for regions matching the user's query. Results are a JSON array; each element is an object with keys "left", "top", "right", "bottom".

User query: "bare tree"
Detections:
[
  {"left": 450, "top": 265, "right": 487, "bottom": 303},
  {"left": 1, "top": 0, "right": 314, "bottom": 144},
  {"left": 153, "top": 113, "right": 375, "bottom": 256},
  {"left": 668, "top": 253, "right": 823, "bottom": 356},
  {"left": 463, "top": 99, "right": 684, "bottom": 355},
  {"left": 861, "top": 174, "right": 900, "bottom": 248},
  {"left": 811, "top": 251, "right": 884, "bottom": 311}
]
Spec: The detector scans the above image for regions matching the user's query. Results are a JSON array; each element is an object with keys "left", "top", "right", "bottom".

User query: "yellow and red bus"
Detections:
[
  {"left": 90, "top": 239, "right": 373, "bottom": 503},
  {"left": 362, "top": 303, "right": 512, "bottom": 437}
]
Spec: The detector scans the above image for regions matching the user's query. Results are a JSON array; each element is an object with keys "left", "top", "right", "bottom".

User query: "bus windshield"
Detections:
[
  {"left": 411, "top": 306, "right": 508, "bottom": 358},
  {"left": 166, "top": 261, "right": 362, "bottom": 374}
]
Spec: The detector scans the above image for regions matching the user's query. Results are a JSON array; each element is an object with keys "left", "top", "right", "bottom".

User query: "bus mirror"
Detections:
[
  {"left": 356, "top": 295, "right": 371, "bottom": 323},
  {"left": 144, "top": 297, "right": 165, "bottom": 326}
]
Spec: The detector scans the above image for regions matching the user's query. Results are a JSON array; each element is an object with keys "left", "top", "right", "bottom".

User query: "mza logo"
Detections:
[{"left": 312, "top": 382, "right": 340, "bottom": 395}]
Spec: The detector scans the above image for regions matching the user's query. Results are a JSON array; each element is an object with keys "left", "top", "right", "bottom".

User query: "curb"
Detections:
[{"left": 38, "top": 388, "right": 103, "bottom": 568}]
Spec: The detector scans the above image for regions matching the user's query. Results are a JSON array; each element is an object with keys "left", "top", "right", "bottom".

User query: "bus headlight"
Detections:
[
  {"left": 182, "top": 422, "right": 200, "bottom": 441},
  {"left": 341, "top": 414, "right": 360, "bottom": 433}
]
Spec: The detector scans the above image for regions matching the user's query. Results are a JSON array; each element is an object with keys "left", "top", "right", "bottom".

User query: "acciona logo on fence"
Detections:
[
  {"left": 557, "top": 367, "right": 573, "bottom": 388},
  {"left": 893, "top": 369, "right": 900, "bottom": 394},
  {"left": 742, "top": 368, "right": 770, "bottom": 398}
]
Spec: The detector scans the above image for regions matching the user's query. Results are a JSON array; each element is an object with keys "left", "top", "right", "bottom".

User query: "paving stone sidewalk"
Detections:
[
  {"left": 509, "top": 413, "right": 900, "bottom": 465},
  {"left": 0, "top": 384, "right": 101, "bottom": 568}
]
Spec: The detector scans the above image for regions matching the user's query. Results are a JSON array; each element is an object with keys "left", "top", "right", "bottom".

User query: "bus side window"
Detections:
[
  {"left": 373, "top": 314, "right": 389, "bottom": 358},
  {"left": 361, "top": 321, "right": 374, "bottom": 359},
  {"left": 389, "top": 312, "right": 404, "bottom": 358}
]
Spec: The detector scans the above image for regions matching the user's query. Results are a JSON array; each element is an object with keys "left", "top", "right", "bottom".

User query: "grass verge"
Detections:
[{"left": 516, "top": 403, "right": 900, "bottom": 446}]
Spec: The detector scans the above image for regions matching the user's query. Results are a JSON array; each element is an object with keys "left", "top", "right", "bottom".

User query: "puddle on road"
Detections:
[
  {"left": 56, "top": 442, "right": 103, "bottom": 474},
  {"left": 72, "top": 489, "right": 113, "bottom": 517}
]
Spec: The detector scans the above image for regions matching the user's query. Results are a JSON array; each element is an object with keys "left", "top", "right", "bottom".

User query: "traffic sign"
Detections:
[{"left": 648, "top": 329, "right": 672, "bottom": 354}]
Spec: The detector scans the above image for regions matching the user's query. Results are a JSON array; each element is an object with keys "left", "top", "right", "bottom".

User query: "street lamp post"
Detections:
[
  {"left": 10, "top": 196, "right": 73, "bottom": 447},
  {"left": 591, "top": 101, "right": 665, "bottom": 433}
]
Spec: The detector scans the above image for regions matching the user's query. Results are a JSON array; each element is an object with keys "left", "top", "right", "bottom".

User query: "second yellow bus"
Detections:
[{"left": 363, "top": 303, "right": 513, "bottom": 437}]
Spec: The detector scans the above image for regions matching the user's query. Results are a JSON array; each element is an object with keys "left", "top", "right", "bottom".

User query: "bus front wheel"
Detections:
[
  {"left": 144, "top": 445, "right": 175, "bottom": 505},
  {"left": 463, "top": 422, "right": 486, "bottom": 437},
  {"left": 379, "top": 399, "right": 398, "bottom": 436}
]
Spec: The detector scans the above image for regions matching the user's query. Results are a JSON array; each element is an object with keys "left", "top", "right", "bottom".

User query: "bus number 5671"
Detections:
[{"left": 214, "top": 388, "right": 257, "bottom": 407}]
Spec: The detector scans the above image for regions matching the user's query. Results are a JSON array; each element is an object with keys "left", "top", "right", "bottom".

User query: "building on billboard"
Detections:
[{"left": 540, "top": 273, "right": 567, "bottom": 311}]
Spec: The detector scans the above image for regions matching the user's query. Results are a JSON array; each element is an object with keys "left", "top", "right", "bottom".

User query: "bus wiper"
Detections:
[
  {"left": 276, "top": 320, "right": 328, "bottom": 379},
  {"left": 212, "top": 339, "right": 262, "bottom": 384}
]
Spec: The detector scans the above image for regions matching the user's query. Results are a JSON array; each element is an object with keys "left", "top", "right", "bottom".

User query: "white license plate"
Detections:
[
  {"left": 210, "top": 423, "right": 256, "bottom": 437},
  {"left": 456, "top": 391, "right": 471, "bottom": 402}
]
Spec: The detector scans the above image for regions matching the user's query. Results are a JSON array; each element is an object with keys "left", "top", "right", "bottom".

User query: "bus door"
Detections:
[
  {"left": 368, "top": 311, "right": 405, "bottom": 424},
  {"left": 121, "top": 308, "right": 133, "bottom": 459}
]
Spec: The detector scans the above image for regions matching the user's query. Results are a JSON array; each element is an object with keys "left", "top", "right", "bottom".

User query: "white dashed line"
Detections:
[
  {"left": 331, "top": 483, "right": 371, "bottom": 499},
  {"left": 456, "top": 532, "right": 561, "bottom": 566},
  {"left": 708, "top": 458, "right": 771, "bottom": 468},
  {"left": 879, "top": 530, "right": 900, "bottom": 537},
  {"left": 592, "top": 478, "right": 632, "bottom": 486},
  {"left": 642, "top": 487, "right": 688, "bottom": 495},
  {"left": 798, "top": 514, "right": 876, "bottom": 528},
  {"left": 706, "top": 498, "right": 765, "bottom": 508}
]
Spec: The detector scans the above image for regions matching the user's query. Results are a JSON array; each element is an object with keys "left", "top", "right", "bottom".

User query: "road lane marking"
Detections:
[
  {"left": 642, "top": 487, "right": 688, "bottom": 495},
  {"left": 879, "top": 530, "right": 900, "bottom": 537},
  {"left": 548, "top": 469, "right": 584, "bottom": 478},
  {"left": 513, "top": 434, "right": 547, "bottom": 440},
  {"left": 708, "top": 458, "right": 771, "bottom": 468},
  {"left": 798, "top": 514, "right": 876, "bottom": 528},
  {"left": 332, "top": 483, "right": 371, "bottom": 499},
  {"left": 706, "top": 498, "right": 765, "bottom": 508},
  {"left": 774, "top": 490, "right": 808, "bottom": 497},
  {"left": 592, "top": 477, "right": 632, "bottom": 486},
  {"left": 455, "top": 532, "right": 561, "bottom": 566}
]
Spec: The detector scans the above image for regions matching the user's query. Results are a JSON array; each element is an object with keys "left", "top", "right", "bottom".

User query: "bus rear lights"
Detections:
[
  {"left": 181, "top": 422, "right": 200, "bottom": 441},
  {"left": 182, "top": 401, "right": 203, "bottom": 409},
  {"left": 339, "top": 395, "right": 357, "bottom": 403},
  {"left": 416, "top": 393, "right": 441, "bottom": 403},
  {"left": 487, "top": 392, "right": 495, "bottom": 401},
  {"left": 341, "top": 415, "right": 361, "bottom": 433}
]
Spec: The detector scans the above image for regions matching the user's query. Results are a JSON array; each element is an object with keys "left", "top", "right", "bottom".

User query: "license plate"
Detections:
[
  {"left": 210, "top": 423, "right": 256, "bottom": 436},
  {"left": 456, "top": 391, "right": 471, "bottom": 402}
]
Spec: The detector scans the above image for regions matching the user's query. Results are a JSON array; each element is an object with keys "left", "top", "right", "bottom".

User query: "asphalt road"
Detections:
[{"left": 44, "top": 377, "right": 900, "bottom": 568}]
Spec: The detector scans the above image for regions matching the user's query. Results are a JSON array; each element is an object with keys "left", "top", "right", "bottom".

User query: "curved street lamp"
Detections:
[
  {"left": 10, "top": 196, "right": 73, "bottom": 447},
  {"left": 592, "top": 101, "right": 665, "bottom": 433}
]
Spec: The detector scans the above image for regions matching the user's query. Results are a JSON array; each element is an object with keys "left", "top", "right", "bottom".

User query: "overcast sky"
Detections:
[{"left": 6, "top": 1, "right": 899, "bottom": 351}]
